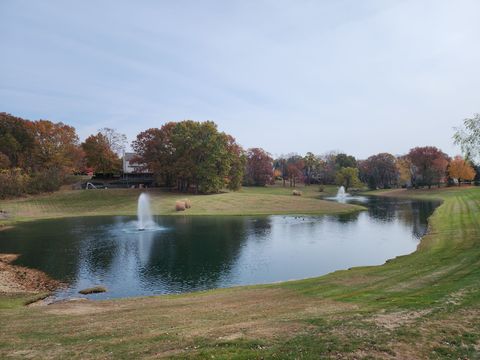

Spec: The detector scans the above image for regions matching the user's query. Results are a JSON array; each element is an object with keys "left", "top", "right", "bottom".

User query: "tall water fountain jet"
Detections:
[
  {"left": 137, "top": 193, "right": 153, "bottom": 230},
  {"left": 336, "top": 186, "right": 348, "bottom": 200}
]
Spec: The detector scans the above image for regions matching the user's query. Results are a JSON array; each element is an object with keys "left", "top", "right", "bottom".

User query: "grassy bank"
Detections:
[
  {"left": 0, "top": 184, "right": 362, "bottom": 227},
  {"left": 0, "top": 187, "right": 479, "bottom": 358}
]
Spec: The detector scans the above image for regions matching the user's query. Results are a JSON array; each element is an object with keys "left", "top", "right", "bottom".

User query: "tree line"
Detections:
[
  {"left": 269, "top": 147, "right": 476, "bottom": 192},
  {"left": 1, "top": 112, "right": 479, "bottom": 198}
]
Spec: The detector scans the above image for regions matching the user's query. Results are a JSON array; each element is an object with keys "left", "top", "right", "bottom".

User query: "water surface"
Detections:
[{"left": 0, "top": 196, "right": 440, "bottom": 299}]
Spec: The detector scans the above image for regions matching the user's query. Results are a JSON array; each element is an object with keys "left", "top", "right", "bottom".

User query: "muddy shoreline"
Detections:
[{"left": 0, "top": 254, "right": 62, "bottom": 294}]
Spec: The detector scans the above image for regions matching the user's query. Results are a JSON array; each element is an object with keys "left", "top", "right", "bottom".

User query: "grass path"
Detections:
[{"left": 0, "top": 187, "right": 479, "bottom": 358}]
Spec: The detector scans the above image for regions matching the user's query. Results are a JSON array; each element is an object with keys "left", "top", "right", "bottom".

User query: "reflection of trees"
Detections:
[
  {"left": 396, "top": 200, "right": 441, "bottom": 238},
  {"left": 246, "top": 217, "right": 272, "bottom": 239},
  {"left": 365, "top": 197, "right": 401, "bottom": 222},
  {"left": 0, "top": 218, "right": 84, "bottom": 282},
  {"left": 364, "top": 197, "right": 441, "bottom": 238},
  {"left": 140, "top": 216, "right": 257, "bottom": 291},
  {"left": 335, "top": 212, "right": 360, "bottom": 224}
]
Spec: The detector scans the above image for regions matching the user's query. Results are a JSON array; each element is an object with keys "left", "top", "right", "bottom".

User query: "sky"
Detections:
[{"left": 1, "top": 0, "right": 479, "bottom": 159}]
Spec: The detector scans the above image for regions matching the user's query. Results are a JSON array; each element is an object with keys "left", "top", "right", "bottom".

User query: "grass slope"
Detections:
[
  {"left": 0, "top": 185, "right": 362, "bottom": 227},
  {"left": 0, "top": 187, "right": 479, "bottom": 358}
]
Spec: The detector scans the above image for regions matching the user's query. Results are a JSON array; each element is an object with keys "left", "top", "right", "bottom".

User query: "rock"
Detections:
[{"left": 79, "top": 286, "right": 107, "bottom": 295}]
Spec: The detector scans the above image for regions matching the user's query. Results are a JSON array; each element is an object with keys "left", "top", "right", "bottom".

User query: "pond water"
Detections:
[{"left": 0, "top": 197, "right": 440, "bottom": 299}]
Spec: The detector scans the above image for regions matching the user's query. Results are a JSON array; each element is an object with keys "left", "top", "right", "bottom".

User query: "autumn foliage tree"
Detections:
[
  {"left": 133, "top": 121, "right": 244, "bottom": 193},
  {"left": 0, "top": 112, "right": 35, "bottom": 168},
  {"left": 244, "top": 148, "right": 273, "bottom": 186},
  {"left": 0, "top": 113, "right": 84, "bottom": 198},
  {"left": 32, "top": 120, "right": 81, "bottom": 173},
  {"left": 359, "top": 153, "right": 399, "bottom": 189},
  {"left": 408, "top": 146, "right": 449, "bottom": 188},
  {"left": 82, "top": 133, "right": 121, "bottom": 174},
  {"left": 286, "top": 156, "right": 304, "bottom": 187},
  {"left": 448, "top": 156, "right": 476, "bottom": 185}
]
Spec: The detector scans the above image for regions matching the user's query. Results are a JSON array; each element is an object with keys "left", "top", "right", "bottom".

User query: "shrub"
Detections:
[
  {"left": 318, "top": 185, "right": 324, "bottom": 192},
  {"left": 27, "top": 168, "right": 63, "bottom": 194},
  {"left": 183, "top": 199, "right": 192, "bottom": 208},
  {"left": 292, "top": 190, "right": 302, "bottom": 196},
  {"left": 0, "top": 168, "right": 29, "bottom": 199},
  {"left": 175, "top": 201, "right": 186, "bottom": 211}
]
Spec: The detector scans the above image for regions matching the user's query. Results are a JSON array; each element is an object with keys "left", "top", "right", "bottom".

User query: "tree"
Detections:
[
  {"left": 133, "top": 121, "right": 244, "bottom": 193},
  {"left": 273, "top": 157, "right": 288, "bottom": 186},
  {"left": 132, "top": 124, "right": 176, "bottom": 186},
  {"left": 98, "top": 128, "right": 127, "bottom": 155},
  {"left": 0, "top": 112, "right": 35, "bottom": 168},
  {"left": 31, "top": 120, "right": 81, "bottom": 174},
  {"left": 82, "top": 133, "right": 121, "bottom": 174},
  {"left": 408, "top": 146, "right": 449, "bottom": 188},
  {"left": 303, "top": 152, "right": 321, "bottom": 185},
  {"left": 335, "top": 167, "right": 361, "bottom": 191},
  {"left": 396, "top": 156, "right": 413, "bottom": 187},
  {"left": 244, "top": 148, "right": 273, "bottom": 186},
  {"left": 225, "top": 135, "right": 246, "bottom": 191},
  {"left": 318, "top": 151, "right": 338, "bottom": 184},
  {"left": 359, "top": 153, "right": 399, "bottom": 189},
  {"left": 335, "top": 153, "right": 357, "bottom": 169},
  {"left": 448, "top": 156, "right": 476, "bottom": 185},
  {"left": 286, "top": 157, "right": 304, "bottom": 187},
  {"left": 453, "top": 113, "right": 480, "bottom": 163}
]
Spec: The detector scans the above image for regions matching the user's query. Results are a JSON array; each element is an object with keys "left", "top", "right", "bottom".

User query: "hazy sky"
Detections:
[{"left": 1, "top": 0, "right": 479, "bottom": 158}]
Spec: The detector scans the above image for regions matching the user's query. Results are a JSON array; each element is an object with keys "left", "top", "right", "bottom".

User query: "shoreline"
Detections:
[
  {"left": 0, "top": 254, "right": 62, "bottom": 295},
  {"left": 0, "top": 188, "right": 436, "bottom": 303}
]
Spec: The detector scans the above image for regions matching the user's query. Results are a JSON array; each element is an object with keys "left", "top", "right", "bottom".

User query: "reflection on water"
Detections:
[{"left": 0, "top": 197, "right": 440, "bottom": 299}]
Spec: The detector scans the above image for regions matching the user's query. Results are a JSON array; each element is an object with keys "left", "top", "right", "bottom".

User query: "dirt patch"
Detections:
[
  {"left": 44, "top": 298, "right": 113, "bottom": 315},
  {"left": 373, "top": 309, "right": 431, "bottom": 330},
  {"left": 0, "top": 253, "right": 63, "bottom": 294}
]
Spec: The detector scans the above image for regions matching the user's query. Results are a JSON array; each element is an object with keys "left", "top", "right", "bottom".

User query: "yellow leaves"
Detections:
[{"left": 448, "top": 156, "right": 476, "bottom": 182}]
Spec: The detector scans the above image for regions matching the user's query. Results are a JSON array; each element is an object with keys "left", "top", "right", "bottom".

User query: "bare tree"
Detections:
[{"left": 98, "top": 128, "right": 127, "bottom": 155}]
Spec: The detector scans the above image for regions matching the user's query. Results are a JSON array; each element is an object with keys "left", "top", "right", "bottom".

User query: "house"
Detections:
[{"left": 122, "top": 152, "right": 148, "bottom": 174}]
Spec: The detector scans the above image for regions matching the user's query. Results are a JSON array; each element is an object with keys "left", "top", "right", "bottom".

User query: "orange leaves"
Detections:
[{"left": 448, "top": 156, "right": 476, "bottom": 183}]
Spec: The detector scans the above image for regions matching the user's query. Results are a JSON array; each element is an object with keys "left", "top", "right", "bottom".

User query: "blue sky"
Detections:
[{"left": 1, "top": 0, "right": 479, "bottom": 158}]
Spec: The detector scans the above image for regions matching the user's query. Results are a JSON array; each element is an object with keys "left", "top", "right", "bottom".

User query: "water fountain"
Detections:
[
  {"left": 335, "top": 186, "right": 348, "bottom": 200},
  {"left": 137, "top": 193, "right": 153, "bottom": 230}
]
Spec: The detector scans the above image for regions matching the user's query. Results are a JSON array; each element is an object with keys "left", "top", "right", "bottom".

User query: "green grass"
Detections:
[
  {"left": 0, "top": 186, "right": 479, "bottom": 358},
  {"left": 0, "top": 184, "right": 361, "bottom": 227}
]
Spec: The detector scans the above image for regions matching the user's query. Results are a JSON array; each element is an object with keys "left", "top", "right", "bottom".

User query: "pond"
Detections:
[{"left": 0, "top": 196, "right": 440, "bottom": 299}]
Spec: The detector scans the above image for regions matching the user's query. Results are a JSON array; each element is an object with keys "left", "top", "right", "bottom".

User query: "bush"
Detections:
[
  {"left": 0, "top": 168, "right": 29, "bottom": 199},
  {"left": 175, "top": 200, "right": 186, "bottom": 211},
  {"left": 292, "top": 190, "right": 302, "bottom": 196},
  {"left": 0, "top": 168, "right": 64, "bottom": 199},
  {"left": 27, "top": 168, "right": 63, "bottom": 194},
  {"left": 183, "top": 199, "right": 192, "bottom": 209},
  {"left": 318, "top": 185, "right": 324, "bottom": 192}
]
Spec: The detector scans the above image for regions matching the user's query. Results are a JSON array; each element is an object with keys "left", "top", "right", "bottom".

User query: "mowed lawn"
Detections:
[
  {"left": 0, "top": 187, "right": 479, "bottom": 358},
  {"left": 0, "top": 184, "right": 362, "bottom": 226}
]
